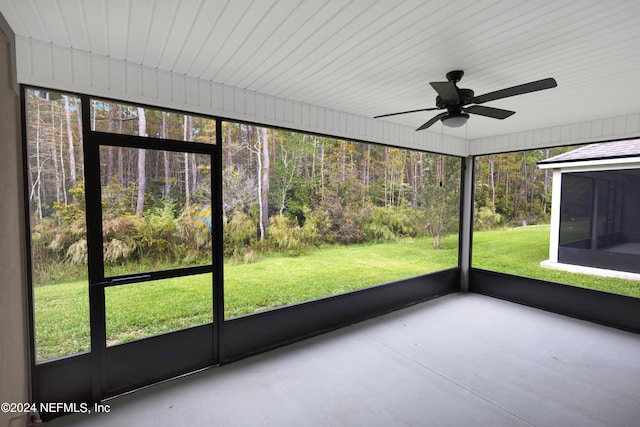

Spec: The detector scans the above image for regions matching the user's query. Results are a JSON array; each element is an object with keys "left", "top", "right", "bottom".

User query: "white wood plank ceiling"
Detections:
[{"left": 2, "top": 0, "right": 640, "bottom": 147}]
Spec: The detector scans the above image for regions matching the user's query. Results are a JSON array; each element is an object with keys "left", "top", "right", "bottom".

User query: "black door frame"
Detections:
[{"left": 80, "top": 96, "right": 222, "bottom": 400}]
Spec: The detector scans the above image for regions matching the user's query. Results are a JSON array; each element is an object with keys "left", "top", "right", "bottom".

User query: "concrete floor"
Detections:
[{"left": 46, "top": 293, "right": 640, "bottom": 426}]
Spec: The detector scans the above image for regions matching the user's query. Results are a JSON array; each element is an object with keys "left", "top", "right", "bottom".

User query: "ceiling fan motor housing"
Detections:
[
  {"left": 446, "top": 70, "right": 465, "bottom": 83},
  {"left": 436, "top": 88, "right": 475, "bottom": 109}
]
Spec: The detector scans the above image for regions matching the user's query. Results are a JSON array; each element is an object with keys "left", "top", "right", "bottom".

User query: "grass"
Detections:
[
  {"left": 473, "top": 225, "right": 640, "bottom": 297},
  {"left": 34, "top": 235, "right": 459, "bottom": 360},
  {"left": 34, "top": 226, "right": 640, "bottom": 360},
  {"left": 34, "top": 280, "right": 90, "bottom": 359},
  {"left": 224, "top": 236, "right": 458, "bottom": 318}
]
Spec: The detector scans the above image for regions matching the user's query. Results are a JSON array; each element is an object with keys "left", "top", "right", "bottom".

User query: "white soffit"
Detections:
[
  {"left": 1, "top": 0, "right": 640, "bottom": 155},
  {"left": 537, "top": 157, "right": 640, "bottom": 172}
]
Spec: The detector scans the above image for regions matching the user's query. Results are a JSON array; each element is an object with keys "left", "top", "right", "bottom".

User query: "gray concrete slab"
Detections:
[{"left": 45, "top": 293, "right": 640, "bottom": 427}]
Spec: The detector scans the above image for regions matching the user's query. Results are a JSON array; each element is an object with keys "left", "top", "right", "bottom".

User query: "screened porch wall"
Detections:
[{"left": 558, "top": 169, "right": 640, "bottom": 273}]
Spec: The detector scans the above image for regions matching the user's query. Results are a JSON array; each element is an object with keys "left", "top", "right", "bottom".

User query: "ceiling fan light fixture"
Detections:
[{"left": 442, "top": 112, "right": 469, "bottom": 128}]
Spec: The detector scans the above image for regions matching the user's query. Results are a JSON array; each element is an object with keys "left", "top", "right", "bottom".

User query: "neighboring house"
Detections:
[{"left": 538, "top": 139, "right": 640, "bottom": 275}]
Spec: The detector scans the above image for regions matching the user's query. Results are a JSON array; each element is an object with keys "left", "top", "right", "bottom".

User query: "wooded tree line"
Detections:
[
  {"left": 26, "top": 90, "right": 217, "bottom": 281},
  {"left": 29, "top": 89, "right": 574, "bottom": 284},
  {"left": 473, "top": 145, "right": 579, "bottom": 228},
  {"left": 221, "top": 123, "right": 461, "bottom": 257}
]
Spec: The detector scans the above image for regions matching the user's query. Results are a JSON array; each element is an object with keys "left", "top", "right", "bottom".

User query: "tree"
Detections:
[
  {"left": 184, "top": 115, "right": 193, "bottom": 207},
  {"left": 258, "top": 127, "right": 270, "bottom": 240},
  {"left": 274, "top": 132, "right": 302, "bottom": 216},
  {"left": 424, "top": 155, "right": 459, "bottom": 249},
  {"left": 135, "top": 108, "right": 147, "bottom": 216},
  {"left": 163, "top": 112, "right": 170, "bottom": 199},
  {"left": 62, "top": 95, "right": 77, "bottom": 188}
]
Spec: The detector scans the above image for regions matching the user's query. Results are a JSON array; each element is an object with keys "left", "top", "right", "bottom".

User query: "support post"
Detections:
[
  {"left": 460, "top": 155, "right": 474, "bottom": 292},
  {"left": 548, "top": 170, "right": 562, "bottom": 263}
]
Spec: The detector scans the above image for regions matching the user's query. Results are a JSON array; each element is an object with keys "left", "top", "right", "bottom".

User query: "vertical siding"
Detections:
[{"left": 14, "top": 37, "right": 467, "bottom": 156}]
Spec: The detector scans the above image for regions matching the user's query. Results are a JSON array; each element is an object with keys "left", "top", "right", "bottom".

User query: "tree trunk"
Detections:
[
  {"left": 52, "top": 118, "right": 61, "bottom": 204},
  {"left": 184, "top": 115, "right": 193, "bottom": 206},
  {"left": 162, "top": 112, "right": 170, "bottom": 198},
  {"left": 135, "top": 108, "right": 147, "bottom": 216},
  {"left": 489, "top": 155, "right": 496, "bottom": 209},
  {"left": 34, "top": 101, "right": 43, "bottom": 219},
  {"left": 260, "top": 127, "right": 270, "bottom": 238},
  {"left": 340, "top": 141, "right": 346, "bottom": 183},
  {"left": 62, "top": 95, "right": 77, "bottom": 189},
  {"left": 191, "top": 153, "right": 197, "bottom": 199},
  {"left": 361, "top": 144, "right": 371, "bottom": 205},
  {"left": 107, "top": 103, "right": 116, "bottom": 182},
  {"left": 384, "top": 148, "right": 389, "bottom": 205},
  {"left": 73, "top": 97, "right": 84, "bottom": 174},
  {"left": 225, "top": 122, "right": 233, "bottom": 167},
  {"left": 117, "top": 106, "right": 124, "bottom": 185},
  {"left": 311, "top": 136, "right": 317, "bottom": 186},
  {"left": 59, "top": 134, "right": 67, "bottom": 204},
  {"left": 408, "top": 151, "right": 416, "bottom": 208}
]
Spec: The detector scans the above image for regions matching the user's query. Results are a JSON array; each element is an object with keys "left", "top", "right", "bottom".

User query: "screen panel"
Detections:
[
  {"left": 222, "top": 122, "right": 461, "bottom": 318},
  {"left": 473, "top": 147, "right": 640, "bottom": 298},
  {"left": 99, "top": 146, "right": 212, "bottom": 278},
  {"left": 24, "top": 88, "right": 91, "bottom": 361},
  {"left": 104, "top": 274, "right": 213, "bottom": 346}
]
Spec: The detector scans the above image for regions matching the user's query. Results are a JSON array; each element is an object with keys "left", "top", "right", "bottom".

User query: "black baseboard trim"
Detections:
[
  {"left": 36, "top": 268, "right": 459, "bottom": 421},
  {"left": 223, "top": 268, "right": 460, "bottom": 363},
  {"left": 470, "top": 268, "right": 640, "bottom": 334}
]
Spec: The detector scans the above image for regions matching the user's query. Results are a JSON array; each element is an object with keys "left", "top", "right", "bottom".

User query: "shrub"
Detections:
[
  {"left": 103, "top": 215, "right": 144, "bottom": 242},
  {"left": 299, "top": 206, "right": 328, "bottom": 246},
  {"left": 67, "top": 239, "right": 88, "bottom": 265},
  {"left": 336, "top": 212, "right": 366, "bottom": 244},
  {"left": 104, "top": 238, "right": 130, "bottom": 264},
  {"left": 476, "top": 205, "right": 503, "bottom": 230},
  {"left": 142, "top": 204, "right": 183, "bottom": 261},
  {"left": 224, "top": 211, "right": 257, "bottom": 256},
  {"left": 267, "top": 215, "right": 309, "bottom": 256},
  {"left": 363, "top": 205, "right": 423, "bottom": 241}
]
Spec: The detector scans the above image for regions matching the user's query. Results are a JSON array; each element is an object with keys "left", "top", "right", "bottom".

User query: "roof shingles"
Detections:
[{"left": 538, "top": 139, "right": 640, "bottom": 164}]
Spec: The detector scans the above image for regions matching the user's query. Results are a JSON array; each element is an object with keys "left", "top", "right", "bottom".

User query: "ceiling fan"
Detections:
[{"left": 374, "top": 70, "right": 557, "bottom": 130}]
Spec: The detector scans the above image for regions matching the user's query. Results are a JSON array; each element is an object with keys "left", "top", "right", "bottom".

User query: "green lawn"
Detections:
[
  {"left": 34, "top": 226, "right": 640, "bottom": 360},
  {"left": 34, "top": 235, "right": 459, "bottom": 360},
  {"left": 473, "top": 225, "right": 640, "bottom": 297},
  {"left": 224, "top": 236, "right": 458, "bottom": 318}
]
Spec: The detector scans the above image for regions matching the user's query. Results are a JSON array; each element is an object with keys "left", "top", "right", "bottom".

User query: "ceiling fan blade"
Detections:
[
  {"left": 374, "top": 107, "right": 439, "bottom": 119},
  {"left": 416, "top": 112, "right": 448, "bottom": 131},
  {"left": 430, "top": 81, "right": 460, "bottom": 104},
  {"left": 472, "top": 78, "right": 557, "bottom": 105},
  {"left": 465, "top": 105, "right": 515, "bottom": 119}
]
